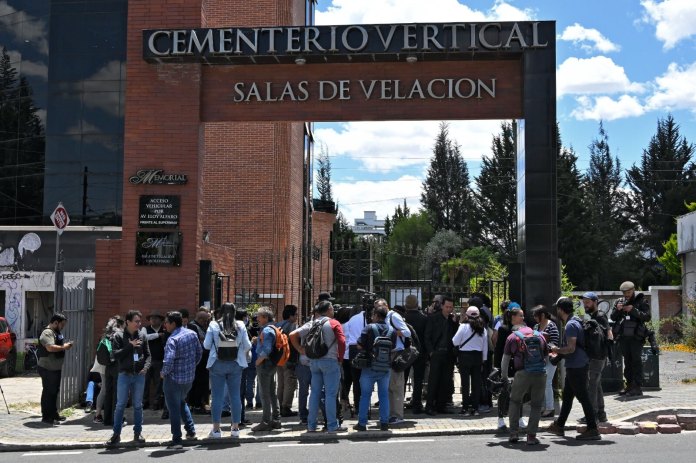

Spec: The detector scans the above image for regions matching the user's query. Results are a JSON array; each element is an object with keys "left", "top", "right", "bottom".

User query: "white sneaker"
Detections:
[
  {"left": 498, "top": 418, "right": 507, "bottom": 429},
  {"left": 207, "top": 429, "right": 222, "bottom": 439},
  {"left": 230, "top": 429, "right": 240, "bottom": 438},
  {"left": 519, "top": 418, "right": 527, "bottom": 428}
]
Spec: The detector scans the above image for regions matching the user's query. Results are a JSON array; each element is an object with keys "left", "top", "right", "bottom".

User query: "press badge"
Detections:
[
  {"left": 625, "top": 316, "right": 631, "bottom": 320},
  {"left": 133, "top": 353, "right": 140, "bottom": 361}
]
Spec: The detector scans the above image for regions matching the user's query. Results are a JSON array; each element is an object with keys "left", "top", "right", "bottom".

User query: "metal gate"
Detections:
[{"left": 58, "top": 277, "right": 94, "bottom": 409}]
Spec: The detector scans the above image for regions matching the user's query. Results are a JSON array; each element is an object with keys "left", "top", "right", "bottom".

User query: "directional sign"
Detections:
[{"left": 50, "top": 203, "right": 70, "bottom": 236}]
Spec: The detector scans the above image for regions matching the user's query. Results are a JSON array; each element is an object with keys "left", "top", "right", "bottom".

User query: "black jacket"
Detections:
[
  {"left": 112, "top": 328, "right": 151, "bottom": 375},
  {"left": 610, "top": 292, "right": 651, "bottom": 339},
  {"left": 424, "top": 312, "right": 457, "bottom": 355}
]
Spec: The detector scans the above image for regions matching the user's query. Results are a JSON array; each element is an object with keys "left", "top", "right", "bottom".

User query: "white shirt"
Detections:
[
  {"left": 342, "top": 312, "right": 367, "bottom": 359},
  {"left": 452, "top": 324, "right": 488, "bottom": 359},
  {"left": 386, "top": 311, "right": 411, "bottom": 351}
]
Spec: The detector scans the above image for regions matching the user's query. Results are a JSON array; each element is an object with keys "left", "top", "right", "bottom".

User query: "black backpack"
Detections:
[
  {"left": 582, "top": 318, "right": 606, "bottom": 360},
  {"left": 303, "top": 318, "right": 335, "bottom": 359},
  {"left": 370, "top": 324, "right": 394, "bottom": 372},
  {"left": 216, "top": 320, "right": 240, "bottom": 361}
]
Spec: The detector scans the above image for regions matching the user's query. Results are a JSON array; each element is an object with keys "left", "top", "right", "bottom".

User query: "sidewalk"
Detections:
[{"left": 2, "top": 351, "right": 695, "bottom": 451}]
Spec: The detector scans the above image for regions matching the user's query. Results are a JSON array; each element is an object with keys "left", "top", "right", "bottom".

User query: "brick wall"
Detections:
[
  {"left": 94, "top": 239, "right": 122, "bottom": 346},
  {"left": 311, "top": 211, "right": 336, "bottom": 294}
]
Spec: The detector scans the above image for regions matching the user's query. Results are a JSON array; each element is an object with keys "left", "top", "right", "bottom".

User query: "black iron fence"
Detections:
[{"left": 232, "top": 239, "right": 508, "bottom": 320}]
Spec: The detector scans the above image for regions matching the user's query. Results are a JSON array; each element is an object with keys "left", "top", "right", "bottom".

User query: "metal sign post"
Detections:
[{"left": 50, "top": 203, "right": 70, "bottom": 313}]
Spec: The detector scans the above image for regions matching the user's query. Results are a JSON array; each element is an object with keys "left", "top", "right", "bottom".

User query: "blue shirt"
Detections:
[
  {"left": 204, "top": 319, "right": 252, "bottom": 369},
  {"left": 563, "top": 316, "right": 589, "bottom": 368},
  {"left": 256, "top": 324, "right": 276, "bottom": 360},
  {"left": 162, "top": 327, "right": 202, "bottom": 384}
]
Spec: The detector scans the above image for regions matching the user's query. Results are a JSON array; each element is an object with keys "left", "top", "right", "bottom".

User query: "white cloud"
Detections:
[
  {"left": 558, "top": 23, "right": 620, "bottom": 53},
  {"left": 646, "top": 61, "right": 696, "bottom": 112},
  {"left": 557, "top": 56, "right": 645, "bottom": 97},
  {"left": 571, "top": 95, "right": 646, "bottom": 121},
  {"left": 334, "top": 175, "right": 423, "bottom": 223},
  {"left": 641, "top": 0, "right": 696, "bottom": 49},
  {"left": 316, "top": 0, "right": 533, "bottom": 25},
  {"left": 0, "top": 1, "right": 49, "bottom": 55},
  {"left": 315, "top": 120, "right": 504, "bottom": 173}
]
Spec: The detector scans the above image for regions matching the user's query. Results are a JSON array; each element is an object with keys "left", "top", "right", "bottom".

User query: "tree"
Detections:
[
  {"left": 420, "top": 230, "right": 464, "bottom": 279},
  {"left": 556, "top": 124, "right": 594, "bottom": 288},
  {"left": 626, "top": 115, "right": 696, "bottom": 284},
  {"left": 383, "top": 211, "right": 434, "bottom": 280},
  {"left": 421, "top": 122, "right": 474, "bottom": 238},
  {"left": 316, "top": 142, "right": 333, "bottom": 202},
  {"left": 583, "top": 122, "right": 628, "bottom": 288},
  {"left": 472, "top": 121, "right": 517, "bottom": 263},
  {"left": 332, "top": 211, "right": 355, "bottom": 246},
  {"left": 384, "top": 199, "right": 410, "bottom": 240}
]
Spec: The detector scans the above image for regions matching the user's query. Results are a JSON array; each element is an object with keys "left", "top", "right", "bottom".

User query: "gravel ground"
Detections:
[{"left": 658, "top": 349, "right": 696, "bottom": 384}]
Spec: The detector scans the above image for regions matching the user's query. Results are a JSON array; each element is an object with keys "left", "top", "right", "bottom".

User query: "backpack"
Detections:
[
  {"left": 216, "top": 320, "right": 240, "bottom": 361},
  {"left": 303, "top": 318, "right": 335, "bottom": 359},
  {"left": 582, "top": 317, "right": 606, "bottom": 360},
  {"left": 370, "top": 324, "right": 394, "bottom": 372},
  {"left": 279, "top": 321, "right": 300, "bottom": 365},
  {"left": 96, "top": 337, "right": 113, "bottom": 366},
  {"left": 513, "top": 330, "right": 546, "bottom": 374},
  {"left": 389, "top": 316, "right": 420, "bottom": 372},
  {"left": 264, "top": 325, "right": 291, "bottom": 366}
]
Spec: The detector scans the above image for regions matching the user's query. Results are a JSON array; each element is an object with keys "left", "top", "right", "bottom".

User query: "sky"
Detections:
[{"left": 311, "top": 0, "right": 696, "bottom": 224}]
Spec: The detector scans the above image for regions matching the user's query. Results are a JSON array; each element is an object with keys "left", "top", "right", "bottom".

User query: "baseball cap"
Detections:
[
  {"left": 508, "top": 302, "right": 521, "bottom": 310},
  {"left": 466, "top": 306, "right": 480, "bottom": 317},
  {"left": 582, "top": 292, "right": 598, "bottom": 301},
  {"left": 317, "top": 291, "right": 335, "bottom": 301}
]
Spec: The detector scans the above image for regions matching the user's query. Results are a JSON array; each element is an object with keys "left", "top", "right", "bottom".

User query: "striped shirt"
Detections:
[
  {"left": 535, "top": 320, "right": 560, "bottom": 346},
  {"left": 162, "top": 327, "right": 202, "bottom": 384}
]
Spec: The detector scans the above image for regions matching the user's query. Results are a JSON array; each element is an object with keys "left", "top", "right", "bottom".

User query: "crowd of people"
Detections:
[{"left": 35, "top": 281, "right": 653, "bottom": 449}]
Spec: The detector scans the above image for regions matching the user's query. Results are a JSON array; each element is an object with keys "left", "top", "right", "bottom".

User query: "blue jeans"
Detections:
[
  {"left": 209, "top": 360, "right": 243, "bottom": 424},
  {"left": 245, "top": 367, "right": 257, "bottom": 406},
  {"left": 295, "top": 363, "right": 311, "bottom": 421},
  {"left": 86, "top": 381, "right": 96, "bottom": 403},
  {"left": 308, "top": 358, "right": 341, "bottom": 431},
  {"left": 359, "top": 367, "right": 390, "bottom": 426},
  {"left": 162, "top": 377, "right": 195, "bottom": 442},
  {"left": 113, "top": 373, "right": 145, "bottom": 435}
]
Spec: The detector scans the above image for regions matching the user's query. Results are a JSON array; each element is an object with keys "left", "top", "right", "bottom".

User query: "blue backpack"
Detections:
[{"left": 513, "top": 330, "right": 546, "bottom": 374}]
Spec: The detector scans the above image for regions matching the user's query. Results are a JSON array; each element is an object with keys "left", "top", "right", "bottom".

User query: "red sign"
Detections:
[{"left": 50, "top": 203, "right": 70, "bottom": 235}]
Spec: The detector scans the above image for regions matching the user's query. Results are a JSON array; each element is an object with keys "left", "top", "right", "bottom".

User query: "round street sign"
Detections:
[{"left": 50, "top": 203, "right": 70, "bottom": 235}]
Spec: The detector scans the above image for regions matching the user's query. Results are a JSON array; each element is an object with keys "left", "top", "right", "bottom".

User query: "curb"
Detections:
[{"left": 0, "top": 423, "right": 578, "bottom": 453}]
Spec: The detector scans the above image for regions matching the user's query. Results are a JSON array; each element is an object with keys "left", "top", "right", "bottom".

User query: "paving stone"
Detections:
[
  {"left": 681, "top": 423, "right": 696, "bottom": 431},
  {"left": 658, "top": 424, "right": 682, "bottom": 434},
  {"left": 677, "top": 414, "right": 696, "bottom": 424},
  {"left": 617, "top": 424, "right": 640, "bottom": 435},
  {"left": 598, "top": 423, "right": 617, "bottom": 434},
  {"left": 657, "top": 415, "right": 678, "bottom": 424},
  {"left": 637, "top": 422, "right": 658, "bottom": 434},
  {"left": 576, "top": 424, "right": 587, "bottom": 433}
]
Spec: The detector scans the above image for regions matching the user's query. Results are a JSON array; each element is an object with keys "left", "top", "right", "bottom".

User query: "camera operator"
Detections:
[{"left": 610, "top": 281, "right": 651, "bottom": 396}]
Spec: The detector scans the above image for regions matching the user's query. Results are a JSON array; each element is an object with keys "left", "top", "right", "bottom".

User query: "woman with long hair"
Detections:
[
  {"left": 204, "top": 302, "right": 252, "bottom": 438},
  {"left": 532, "top": 305, "right": 560, "bottom": 418},
  {"left": 452, "top": 306, "right": 488, "bottom": 416},
  {"left": 493, "top": 305, "right": 525, "bottom": 430}
]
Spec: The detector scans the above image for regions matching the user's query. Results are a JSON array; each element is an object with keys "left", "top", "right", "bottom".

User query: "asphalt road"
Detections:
[{"left": 4, "top": 432, "right": 695, "bottom": 463}]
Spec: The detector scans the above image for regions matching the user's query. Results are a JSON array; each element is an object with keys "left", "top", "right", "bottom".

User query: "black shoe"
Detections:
[
  {"left": 41, "top": 418, "right": 57, "bottom": 426},
  {"left": 412, "top": 407, "right": 424, "bottom": 415},
  {"left": 626, "top": 387, "right": 643, "bottom": 397},
  {"left": 547, "top": 422, "right": 565, "bottom": 437},
  {"left": 597, "top": 413, "right": 608, "bottom": 423},
  {"left": 185, "top": 431, "right": 196, "bottom": 440},
  {"left": 380, "top": 423, "right": 389, "bottom": 431},
  {"left": 133, "top": 433, "right": 146, "bottom": 445},
  {"left": 577, "top": 417, "right": 587, "bottom": 424},
  {"left": 280, "top": 408, "right": 298, "bottom": 417},
  {"left": 300, "top": 418, "right": 308, "bottom": 424},
  {"left": 105, "top": 434, "right": 121, "bottom": 447},
  {"left": 242, "top": 418, "right": 252, "bottom": 425},
  {"left": 353, "top": 423, "right": 367, "bottom": 431},
  {"left": 618, "top": 385, "right": 632, "bottom": 396},
  {"left": 161, "top": 410, "right": 169, "bottom": 420},
  {"left": 437, "top": 409, "right": 453, "bottom": 414},
  {"left": 166, "top": 440, "right": 183, "bottom": 450},
  {"left": 54, "top": 415, "right": 67, "bottom": 422},
  {"left": 576, "top": 428, "right": 601, "bottom": 441},
  {"left": 271, "top": 420, "right": 282, "bottom": 429},
  {"left": 425, "top": 408, "right": 437, "bottom": 416}
]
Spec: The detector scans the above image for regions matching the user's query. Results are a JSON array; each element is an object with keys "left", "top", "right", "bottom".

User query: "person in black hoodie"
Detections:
[
  {"left": 143, "top": 312, "right": 165, "bottom": 410},
  {"left": 106, "top": 310, "right": 151, "bottom": 447}
]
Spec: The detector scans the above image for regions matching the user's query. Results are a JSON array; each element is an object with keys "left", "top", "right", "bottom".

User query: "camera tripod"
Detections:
[{"left": 0, "top": 381, "right": 9, "bottom": 414}]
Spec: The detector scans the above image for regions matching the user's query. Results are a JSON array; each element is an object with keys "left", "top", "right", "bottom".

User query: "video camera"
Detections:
[{"left": 357, "top": 288, "right": 377, "bottom": 319}]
